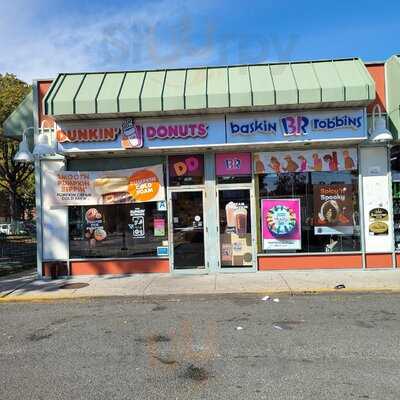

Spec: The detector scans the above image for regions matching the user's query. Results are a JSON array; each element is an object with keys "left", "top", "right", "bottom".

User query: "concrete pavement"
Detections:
[
  {"left": 1, "top": 268, "right": 400, "bottom": 301},
  {"left": 2, "top": 293, "right": 400, "bottom": 399}
]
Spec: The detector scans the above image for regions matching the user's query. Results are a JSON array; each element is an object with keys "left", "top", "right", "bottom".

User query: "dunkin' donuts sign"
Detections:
[
  {"left": 145, "top": 123, "right": 207, "bottom": 140},
  {"left": 57, "top": 119, "right": 143, "bottom": 149},
  {"left": 56, "top": 117, "right": 218, "bottom": 152}
]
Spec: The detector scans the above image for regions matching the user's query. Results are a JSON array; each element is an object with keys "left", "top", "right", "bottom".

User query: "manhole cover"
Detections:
[{"left": 60, "top": 282, "right": 89, "bottom": 289}]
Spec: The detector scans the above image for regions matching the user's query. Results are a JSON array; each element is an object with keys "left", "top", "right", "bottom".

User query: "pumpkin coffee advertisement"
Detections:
[
  {"left": 48, "top": 164, "right": 165, "bottom": 206},
  {"left": 313, "top": 184, "right": 354, "bottom": 235}
]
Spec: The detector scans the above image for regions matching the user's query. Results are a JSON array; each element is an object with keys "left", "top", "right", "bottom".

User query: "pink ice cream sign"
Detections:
[{"left": 215, "top": 152, "right": 252, "bottom": 176}]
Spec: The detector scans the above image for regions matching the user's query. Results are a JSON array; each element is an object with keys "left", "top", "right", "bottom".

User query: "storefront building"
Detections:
[{"left": 4, "top": 57, "right": 399, "bottom": 277}]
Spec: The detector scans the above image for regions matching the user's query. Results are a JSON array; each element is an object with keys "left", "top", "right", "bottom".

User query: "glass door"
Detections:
[
  {"left": 170, "top": 190, "right": 206, "bottom": 270},
  {"left": 217, "top": 188, "right": 256, "bottom": 270}
]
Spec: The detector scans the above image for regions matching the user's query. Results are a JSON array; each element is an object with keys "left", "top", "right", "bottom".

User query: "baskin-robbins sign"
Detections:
[
  {"left": 56, "top": 116, "right": 226, "bottom": 153},
  {"left": 215, "top": 152, "right": 252, "bottom": 176},
  {"left": 226, "top": 109, "right": 366, "bottom": 144}
]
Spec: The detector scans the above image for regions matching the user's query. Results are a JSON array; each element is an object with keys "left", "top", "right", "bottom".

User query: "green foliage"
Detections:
[
  {"left": 0, "top": 73, "right": 30, "bottom": 131},
  {"left": 0, "top": 73, "right": 34, "bottom": 222}
]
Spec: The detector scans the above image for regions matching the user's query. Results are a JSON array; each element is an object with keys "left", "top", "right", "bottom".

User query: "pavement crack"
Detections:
[
  {"left": 142, "top": 275, "right": 158, "bottom": 298},
  {"left": 278, "top": 273, "right": 293, "bottom": 296}
]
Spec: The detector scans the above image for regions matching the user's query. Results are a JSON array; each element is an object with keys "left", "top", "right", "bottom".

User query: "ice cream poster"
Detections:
[
  {"left": 261, "top": 199, "right": 301, "bottom": 250},
  {"left": 313, "top": 184, "right": 354, "bottom": 235},
  {"left": 49, "top": 164, "right": 165, "bottom": 206},
  {"left": 254, "top": 148, "right": 357, "bottom": 174}
]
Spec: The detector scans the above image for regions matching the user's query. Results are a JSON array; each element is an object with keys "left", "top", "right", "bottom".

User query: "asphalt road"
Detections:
[{"left": 1, "top": 293, "right": 400, "bottom": 400}]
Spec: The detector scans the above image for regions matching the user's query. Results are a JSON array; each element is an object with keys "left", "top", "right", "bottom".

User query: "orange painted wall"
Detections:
[
  {"left": 365, "top": 253, "right": 393, "bottom": 268},
  {"left": 37, "top": 80, "right": 54, "bottom": 128},
  {"left": 395, "top": 254, "right": 400, "bottom": 268},
  {"left": 258, "top": 254, "right": 363, "bottom": 270},
  {"left": 70, "top": 259, "right": 170, "bottom": 275},
  {"left": 366, "top": 64, "right": 386, "bottom": 113}
]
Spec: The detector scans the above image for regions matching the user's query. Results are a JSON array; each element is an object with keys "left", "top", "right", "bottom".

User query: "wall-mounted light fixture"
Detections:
[
  {"left": 14, "top": 121, "right": 64, "bottom": 163},
  {"left": 32, "top": 130, "right": 54, "bottom": 157},
  {"left": 14, "top": 127, "right": 35, "bottom": 163},
  {"left": 369, "top": 104, "right": 393, "bottom": 142}
]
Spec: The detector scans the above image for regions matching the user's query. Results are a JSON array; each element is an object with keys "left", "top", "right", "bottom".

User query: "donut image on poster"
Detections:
[
  {"left": 266, "top": 205, "right": 297, "bottom": 236},
  {"left": 85, "top": 208, "right": 102, "bottom": 223},
  {"left": 94, "top": 228, "right": 107, "bottom": 241}
]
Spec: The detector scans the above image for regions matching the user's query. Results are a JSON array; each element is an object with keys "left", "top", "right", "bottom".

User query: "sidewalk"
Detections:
[{"left": 1, "top": 269, "right": 400, "bottom": 302}]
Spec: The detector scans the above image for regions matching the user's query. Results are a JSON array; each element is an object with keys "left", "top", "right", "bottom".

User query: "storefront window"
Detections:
[
  {"left": 69, "top": 202, "right": 168, "bottom": 258},
  {"left": 258, "top": 171, "right": 360, "bottom": 253}
]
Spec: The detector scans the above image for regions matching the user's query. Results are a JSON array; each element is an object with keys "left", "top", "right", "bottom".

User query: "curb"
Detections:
[{"left": 1, "top": 287, "right": 400, "bottom": 303}]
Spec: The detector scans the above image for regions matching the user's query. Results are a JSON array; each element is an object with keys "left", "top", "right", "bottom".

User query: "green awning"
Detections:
[
  {"left": 43, "top": 58, "right": 375, "bottom": 119},
  {"left": 386, "top": 55, "right": 400, "bottom": 140},
  {"left": 2, "top": 91, "right": 34, "bottom": 137}
]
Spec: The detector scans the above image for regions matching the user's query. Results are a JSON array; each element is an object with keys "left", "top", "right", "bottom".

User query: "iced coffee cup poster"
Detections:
[{"left": 261, "top": 199, "right": 301, "bottom": 250}]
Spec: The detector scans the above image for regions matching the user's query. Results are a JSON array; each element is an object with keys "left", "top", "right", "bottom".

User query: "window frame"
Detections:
[{"left": 256, "top": 170, "right": 362, "bottom": 255}]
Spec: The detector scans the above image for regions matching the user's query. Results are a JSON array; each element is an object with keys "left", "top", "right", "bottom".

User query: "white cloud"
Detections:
[{"left": 0, "top": 0, "right": 219, "bottom": 82}]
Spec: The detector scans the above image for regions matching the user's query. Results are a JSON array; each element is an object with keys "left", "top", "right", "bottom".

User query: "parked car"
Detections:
[{"left": 0, "top": 224, "right": 11, "bottom": 235}]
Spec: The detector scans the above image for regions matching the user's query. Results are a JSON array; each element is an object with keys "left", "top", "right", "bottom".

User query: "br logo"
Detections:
[
  {"left": 280, "top": 116, "right": 309, "bottom": 136},
  {"left": 224, "top": 158, "right": 241, "bottom": 170}
]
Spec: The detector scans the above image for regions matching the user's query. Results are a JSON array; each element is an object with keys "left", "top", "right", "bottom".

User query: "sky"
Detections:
[{"left": 1, "top": 0, "right": 399, "bottom": 83}]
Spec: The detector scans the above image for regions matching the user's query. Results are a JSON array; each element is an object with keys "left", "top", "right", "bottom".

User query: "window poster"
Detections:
[
  {"left": 254, "top": 148, "right": 357, "bottom": 174},
  {"left": 154, "top": 218, "right": 166, "bottom": 236},
  {"left": 313, "top": 184, "right": 354, "bottom": 235},
  {"left": 261, "top": 199, "right": 301, "bottom": 250},
  {"left": 224, "top": 201, "right": 249, "bottom": 234},
  {"left": 129, "top": 208, "right": 145, "bottom": 238},
  {"left": 85, "top": 208, "right": 107, "bottom": 248},
  {"left": 49, "top": 164, "right": 165, "bottom": 206},
  {"left": 368, "top": 208, "right": 389, "bottom": 236}
]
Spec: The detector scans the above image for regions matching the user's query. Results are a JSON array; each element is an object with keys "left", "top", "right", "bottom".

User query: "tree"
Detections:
[{"left": 0, "top": 73, "right": 33, "bottom": 226}]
